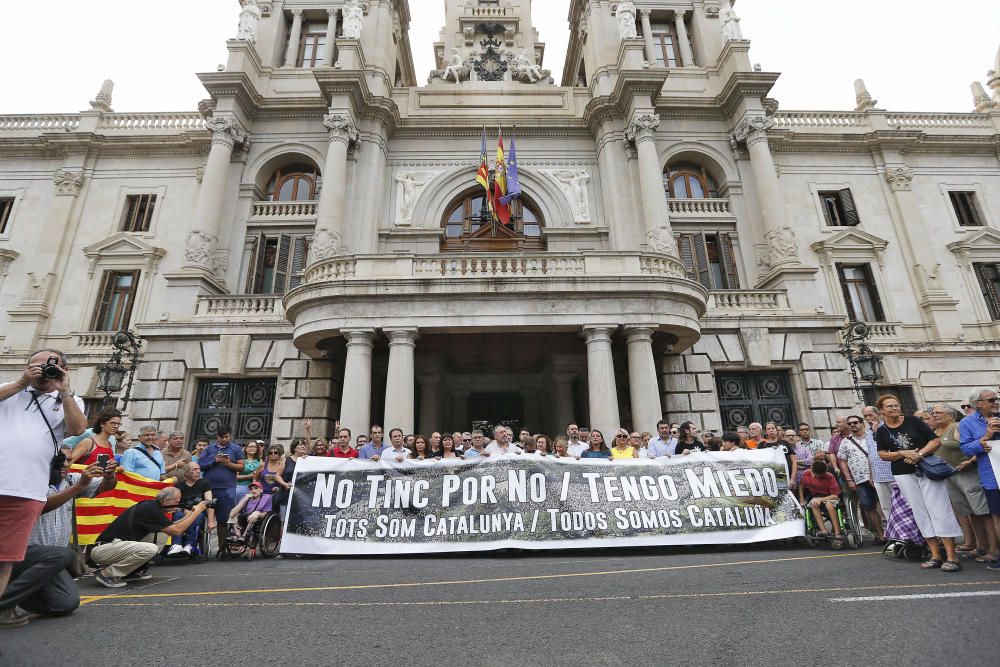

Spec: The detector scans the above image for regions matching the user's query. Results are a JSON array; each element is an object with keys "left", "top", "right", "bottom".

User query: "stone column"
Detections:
[
  {"left": 625, "top": 113, "right": 677, "bottom": 255},
  {"left": 283, "top": 9, "right": 304, "bottom": 67},
  {"left": 552, "top": 373, "right": 576, "bottom": 435},
  {"left": 313, "top": 113, "right": 358, "bottom": 257},
  {"left": 625, "top": 327, "right": 661, "bottom": 433},
  {"left": 339, "top": 329, "right": 375, "bottom": 443},
  {"left": 731, "top": 114, "right": 800, "bottom": 271},
  {"left": 639, "top": 10, "right": 658, "bottom": 65},
  {"left": 185, "top": 117, "right": 246, "bottom": 275},
  {"left": 584, "top": 326, "right": 621, "bottom": 439},
  {"left": 323, "top": 9, "right": 338, "bottom": 66},
  {"left": 417, "top": 373, "right": 441, "bottom": 434},
  {"left": 673, "top": 11, "right": 695, "bottom": 67},
  {"left": 383, "top": 328, "right": 417, "bottom": 433}
]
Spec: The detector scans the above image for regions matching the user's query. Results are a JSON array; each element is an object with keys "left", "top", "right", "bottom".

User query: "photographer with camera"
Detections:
[
  {"left": 90, "top": 487, "right": 209, "bottom": 588},
  {"left": 166, "top": 462, "right": 216, "bottom": 557},
  {"left": 0, "top": 349, "right": 85, "bottom": 617}
]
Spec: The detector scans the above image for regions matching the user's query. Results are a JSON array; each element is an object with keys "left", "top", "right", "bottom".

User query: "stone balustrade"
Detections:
[
  {"left": 667, "top": 198, "right": 732, "bottom": 215},
  {"left": 195, "top": 295, "right": 285, "bottom": 319},
  {"left": 0, "top": 115, "right": 80, "bottom": 131},
  {"left": 772, "top": 112, "right": 867, "bottom": 128},
  {"left": 863, "top": 322, "right": 900, "bottom": 339},
  {"left": 707, "top": 290, "right": 791, "bottom": 312},
  {"left": 73, "top": 331, "right": 117, "bottom": 349},
  {"left": 98, "top": 112, "right": 206, "bottom": 130},
  {"left": 773, "top": 110, "right": 994, "bottom": 131},
  {"left": 467, "top": 6, "right": 511, "bottom": 16},
  {"left": 303, "top": 251, "right": 688, "bottom": 285},
  {"left": 251, "top": 201, "right": 318, "bottom": 219},
  {"left": 885, "top": 113, "right": 992, "bottom": 129}
]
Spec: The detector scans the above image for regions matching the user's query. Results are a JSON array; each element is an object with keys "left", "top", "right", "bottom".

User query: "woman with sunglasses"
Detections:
[
  {"left": 254, "top": 444, "right": 289, "bottom": 500},
  {"left": 875, "top": 394, "right": 963, "bottom": 572},
  {"left": 610, "top": 429, "right": 639, "bottom": 459}
]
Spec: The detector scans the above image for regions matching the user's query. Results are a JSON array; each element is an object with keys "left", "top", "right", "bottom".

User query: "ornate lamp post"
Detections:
[
  {"left": 839, "top": 322, "right": 883, "bottom": 401},
  {"left": 96, "top": 330, "right": 143, "bottom": 410}
]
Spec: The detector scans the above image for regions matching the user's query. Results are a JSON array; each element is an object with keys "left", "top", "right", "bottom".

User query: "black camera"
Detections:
[
  {"left": 41, "top": 356, "right": 64, "bottom": 380},
  {"left": 181, "top": 497, "right": 217, "bottom": 510},
  {"left": 48, "top": 451, "right": 67, "bottom": 486}
]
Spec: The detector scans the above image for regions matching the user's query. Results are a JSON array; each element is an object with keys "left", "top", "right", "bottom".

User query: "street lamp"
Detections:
[
  {"left": 839, "top": 322, "right": 883, "bottom": 401},
  {"left": 96, "top": 330, "right": 143, "bottom": 410}
]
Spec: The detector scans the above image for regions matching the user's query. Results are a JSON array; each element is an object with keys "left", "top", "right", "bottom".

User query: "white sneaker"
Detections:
[
  {"left": 166, "top": 544, "right": 184, "bottom": 557},
  {"left": 183, "top": 545, "right": 193, "bottom": 555}
]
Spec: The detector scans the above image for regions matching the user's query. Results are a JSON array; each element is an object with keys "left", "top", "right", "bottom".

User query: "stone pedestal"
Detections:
[
  {"left": 383, "top": 328, "right": 417, "bottom": 433},
  {"left": 584, "top": 326, "right": 621, "bottom": 440}
]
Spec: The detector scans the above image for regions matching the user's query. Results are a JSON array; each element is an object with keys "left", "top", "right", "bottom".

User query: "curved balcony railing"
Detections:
[{"left": 195, "top": 295, "right": 285, "bottom": 319}]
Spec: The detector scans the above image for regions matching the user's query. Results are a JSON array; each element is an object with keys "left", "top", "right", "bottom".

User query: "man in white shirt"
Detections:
[
  {"left": 566, "top": 424, "right": 588, "bottom": 457},
  {"left": 645, "top": 419, "right": 677, "bottom": 458},
  {"left": 486, "top": 426, "right": 522, "bottom": 456},
  {"left": 378, "top": 428, "right": 411, "bottom": 462},
  {"left": 0, "top": 349, "right": 86, "bottom": 621}
]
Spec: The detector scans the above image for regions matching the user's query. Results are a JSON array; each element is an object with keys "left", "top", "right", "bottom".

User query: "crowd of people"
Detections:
[{"left": 1, "top": 348, "right": 998, "bottom": 629}]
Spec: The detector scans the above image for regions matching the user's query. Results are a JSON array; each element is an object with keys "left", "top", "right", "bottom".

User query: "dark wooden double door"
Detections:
[{"left": 716, "top": 372, "right": 797, "bottom": 431}]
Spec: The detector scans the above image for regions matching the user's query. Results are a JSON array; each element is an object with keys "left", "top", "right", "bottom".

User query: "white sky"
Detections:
[{"left": 0, "top": 1, "right": 996, "bottom": 114}]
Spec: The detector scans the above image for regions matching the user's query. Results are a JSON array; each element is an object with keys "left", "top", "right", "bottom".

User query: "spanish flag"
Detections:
[
  {"left": 73, "top": 467, "right": 175, "bottom": 546},
  {"left": 493, "top": 128, "right": 511, "bottom": 225}
]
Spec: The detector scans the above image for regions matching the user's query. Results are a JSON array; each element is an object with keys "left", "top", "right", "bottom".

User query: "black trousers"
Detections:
[{"left": 0, "top": 545, "right": 80, "bottom": 616}]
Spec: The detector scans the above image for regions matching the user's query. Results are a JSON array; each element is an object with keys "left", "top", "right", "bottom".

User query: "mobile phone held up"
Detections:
[{"left": 97, "top": 453, "right": 110, "bottom": 469}]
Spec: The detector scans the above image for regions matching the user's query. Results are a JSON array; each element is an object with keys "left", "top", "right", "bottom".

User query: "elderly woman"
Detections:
[
  {"left": 875, "top": 395, "right": 964, "bottom": 571},
  {"left": 932, "top": 404, "right": 998, "bottom": 563},
  {"left": 610, "top": 429, "right": 639, "bottom": 459}
]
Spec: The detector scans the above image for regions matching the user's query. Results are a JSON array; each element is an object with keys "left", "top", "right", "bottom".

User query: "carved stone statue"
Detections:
[
  {"left": 237, "top": 0, "right": 262, "bottom": 42},
  {"left": 311, "top": 226, "right": 346, "bottom": 260},
  {"left": 720, "top": 1, "right": 743, "bottom": 41},
  {"left": 647, "top": 226, "right": 678, "bottom": 256},
  {"left": 616, "top": 2, "right": 638, "bottom": 39},
  {"left": 185, "top": 229, "right": 218, "bottom": 270},
  {"left": 443, "top": 48, "right": 466, "bottom": 83},
  {"left": 342, "top": 0, "right": 364, "bottom": 40},
  {"left": 394, "top": 171, "right": 436, "bottom": 227},
  {"left": 549, "top": 170, "right": 591, "bottom": 222},
  {"left": 763, "top": 225, "right": 798, "bottom": 267},
  {"left": 511, "top": 50, "right": 545, "bottom": 83}
]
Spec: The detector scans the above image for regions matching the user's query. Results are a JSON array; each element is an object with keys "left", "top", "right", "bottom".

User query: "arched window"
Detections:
[
  {"left": 441, "top": 191, "right": 545, "bottom": 252},
  {"left": 265, "top": 163, "right": 319, "bottom": 201},
  {"left": 664, "top": 162, "right": 720, "bottom": 199}
]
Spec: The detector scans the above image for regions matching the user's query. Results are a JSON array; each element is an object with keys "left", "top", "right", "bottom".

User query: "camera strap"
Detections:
[
  {"left": 31, "top": 391, "right": 60, "bottom": 456},
  {"left": 134, "top": 445, "right": 165, "bottom": 475}
]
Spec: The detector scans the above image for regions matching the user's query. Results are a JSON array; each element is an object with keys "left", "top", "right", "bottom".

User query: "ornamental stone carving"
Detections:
[
  {"left": 52, "top": 169, "right": 85, "bottom": 196},
  {"left": 89, "top": 79, "right": 114, "bottom": 112},
  {"left": 323, "top": 113, "right": 359, "bottom": 145},
  {"left": 616, "top": 2, "right": 638, "bottom": 39},
  {"left": 237, "top": 0, "right": 262, "bottom": 42},
  {"left": 720, "top": 0, "right": 743, "bottom": 41},
  {"left": 625, "top": 113, "right": 660, "bottom": 145},
  {"left": 510, "top": 49, "right": 549, "bottom": 84},
  {"left": 185, "top": 229, "right": 219, "bottom": 270},
  {"left": 311, "top": 226, "right": 346, "bottom": 259},
  {"left": 731, "top": 114, "right": 774, "bottom": 148},
  {"left": 761, "top": 225, "right": 800, "bottom": 268},
  {"left": 544, "top": 169, "right": 591, "bottom": 223},
  {"left": 884, "top": 166, "right": 914, "bottom": 191},
  {"left": 704, "top": 2, "right": 721, "bottom": 18},
  {"left": 205, "top": 116, "right": 247, "bottom": 149},
  {"left": 646, "top": 225, "right": 678, "bottom": 256},
  {"left": 0, "top": 248, "right": 18, "bottom": 278},
  {"left": 24, "top": 272, "right": 54, "bottom": 302},
  {"left": 394, "top": 171, "right": 438, "bottom": 227},
  {"left": 342, "top": 0, "right": 364, "bottom": 40}
]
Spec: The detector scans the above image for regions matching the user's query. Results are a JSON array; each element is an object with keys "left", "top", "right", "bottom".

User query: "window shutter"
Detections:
[
  {"left": 835, "top": 263, "right": 857, "bottom": 320},
  {"left": 974, "top": 263, "right": 1000, "bottom": 320},
  {"left": 862, "top": 264, "right": 885, "bottom": 321},
  {"left": 288, "top": 236, "right": 309, "bottom": 289},
  {"left": 246, "top": 233, "right": 267, "bottom": 294},
  {"left": 676, "top": 233, "right": 696, "bottom": 281},
  {"left": 692, "top": 233, "right": 712, "bottom": 289},
  {"left": 840, "top": 189, "right": 861, "bottom": 226},
  {"left": 273, "top": 235, "right": 292, "bottom": 295},
  {"left": 119, "top": 271, "right": 140, "bottom": 330},
  {"left": 719, "top": 233, "right": 740, "bottom": 289},
  {"left": 91, "top": 272, "right": 116, "bottom": 330}
]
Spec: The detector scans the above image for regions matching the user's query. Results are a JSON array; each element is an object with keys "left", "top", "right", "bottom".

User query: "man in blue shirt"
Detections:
[
  {"left": 358, "top": 425, "right": 390, "bottom": 460},
  {"left": 959, "top": 386, "right": 1000, "bottom": 570},
  {"left": 196, "top": 426, "right": 244, "bottom": 546},
  {"left": 645, "top": 420, "right": 677, "bottom": 458},
  {"left": 119, "top": 426, "right": 166, "bottom": 480}
]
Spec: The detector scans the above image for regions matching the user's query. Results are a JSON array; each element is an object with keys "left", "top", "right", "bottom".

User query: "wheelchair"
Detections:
[
  {"left": 218, "top": 510, "right": 282, "bottom": 560},
  {"left": 160, "top": 513, "right": 213, "bottom": 564},
  {"left": 802, "top": 491, "right": 864, "bottom": 549}
]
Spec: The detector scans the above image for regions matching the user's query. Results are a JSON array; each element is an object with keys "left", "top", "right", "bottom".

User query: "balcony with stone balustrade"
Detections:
[
  {"left": 248, "top": 200, "right": 319, "bottom": 224},
  {"left": 666, "top": 198, "right": 736, "bottom": 224}
]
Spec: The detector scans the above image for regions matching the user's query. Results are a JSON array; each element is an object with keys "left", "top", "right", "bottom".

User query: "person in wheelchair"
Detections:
[
  {"left": 227, "top": 482, "right": 272, "bottom": 548},
  {"left": 799, "top": 459, "right": 846, "bottom": 549}
]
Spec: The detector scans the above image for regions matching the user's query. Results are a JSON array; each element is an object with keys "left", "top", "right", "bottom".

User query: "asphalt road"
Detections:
[{"left": 2, "top": 542, "right": 997, "bottom": 666}]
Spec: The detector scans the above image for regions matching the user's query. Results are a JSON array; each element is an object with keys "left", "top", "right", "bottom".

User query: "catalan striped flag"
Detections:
[
  {"left": 475, "top": 126, "right": 490, "bottom": 198},
  {"left": 73, "top": 466, "right": 175, "bottom": 546}
]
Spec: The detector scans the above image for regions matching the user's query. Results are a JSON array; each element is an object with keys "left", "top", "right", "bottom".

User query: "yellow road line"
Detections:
[
  {"left": 87, "top": 581, "right": 1000, "bottom": 608},
  {"left": 80, "top": 550, "right": 881, "bottom": 605}
]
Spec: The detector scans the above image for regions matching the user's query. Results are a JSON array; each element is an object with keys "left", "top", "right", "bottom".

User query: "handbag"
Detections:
[{"left": 915, "top": 454, "right": 956, "bottom": 480}]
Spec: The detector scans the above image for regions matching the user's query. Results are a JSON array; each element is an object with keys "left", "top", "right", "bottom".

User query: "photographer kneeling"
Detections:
[{"left": 90, "top": 487, "right": 210, "bottom": 588}]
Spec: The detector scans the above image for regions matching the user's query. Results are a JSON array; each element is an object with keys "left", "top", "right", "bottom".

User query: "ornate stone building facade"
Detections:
[{"left": 1, "top": 0, "right": 999, "bottom": 446}]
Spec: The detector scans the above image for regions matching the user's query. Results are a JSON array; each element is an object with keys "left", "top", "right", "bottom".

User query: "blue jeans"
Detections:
[
  {"left": 173, "top": 510, "right": 205, "bottom": 549},
  {"left": 212, "top": 487, "right": 237, "bottom": 543}
]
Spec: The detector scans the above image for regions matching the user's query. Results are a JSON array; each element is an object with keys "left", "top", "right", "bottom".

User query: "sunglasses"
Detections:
[
  {"left": 982, "top": 397, "right": 999, "bottom": 403},
  {"left": 846, "top": 421, "right": 862, "bottom": 425},
  {"left": 961, "top": 405, "right": 971, "bottom": 409},
  {"left": 616, "top": 434, "right": 628, "bottom": 439}
]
